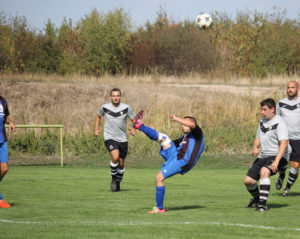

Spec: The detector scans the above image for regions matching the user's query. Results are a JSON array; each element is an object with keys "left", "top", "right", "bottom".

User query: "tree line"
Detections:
[{"left": 0, "top": 7, "right": 299, "bottom": 77}]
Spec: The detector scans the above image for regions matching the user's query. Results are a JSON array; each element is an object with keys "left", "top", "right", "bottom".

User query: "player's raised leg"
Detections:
[{"left": 133, "top": 111, "right": 171, "bottom": 149}]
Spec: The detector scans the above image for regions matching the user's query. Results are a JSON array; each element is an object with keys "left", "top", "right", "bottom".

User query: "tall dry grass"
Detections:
[{"left": 0, "top": 73, "right": 296, "bottom": 154}]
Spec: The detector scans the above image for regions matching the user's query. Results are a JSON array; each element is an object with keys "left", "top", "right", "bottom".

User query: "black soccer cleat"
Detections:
[
  {"left": 256, "top": 203, "right": 268, "bottom": 212},
  {"left": 283, "top": 188, "right": 290, "bottom": 197},
  {"left": 116, "top": 181, "right": 120, "bottom": 192},
  {"left": 276, "top": 177, "right": 283, "bottom": 190},
  {"left": 111, "top": 177, "right": 118, "bottom": 192},
  {"left": 247, "top": 198, "right": 259, "bottom": 208}
]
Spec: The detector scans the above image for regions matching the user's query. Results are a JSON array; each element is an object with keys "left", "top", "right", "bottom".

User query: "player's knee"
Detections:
[
  {"left": 157, "top": 133, "right": 171, "bottom": 147},
  {"left": 119, "top": 161, "right": 124, "bottom": 169},
  {"left": 1, "top": 166, "right": 8, "bottom": 176},
  {"left": 244, "top": 176, "right": 255, "bottom": 186},
  {"left": 260, "top": 167, "right": 270, "bottom": 178},
  {"left": 291, "top": 161, "right": 300, "bottom": 169}
]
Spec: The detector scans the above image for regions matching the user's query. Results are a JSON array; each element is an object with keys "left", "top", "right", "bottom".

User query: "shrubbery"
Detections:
[{"left": 0, "top": 8, "right": 299, "bottom": 76}]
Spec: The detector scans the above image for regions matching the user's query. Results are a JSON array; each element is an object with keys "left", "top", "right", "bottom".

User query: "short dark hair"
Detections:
[
  {"left": 260, "top": 98, "right": 276, "bottom": 109},
  {"left": 184, "top": 116, "right": 197, "bottom": 125},
  {"left": 110, "top": 88, "right": 121, "bottom": 96}
]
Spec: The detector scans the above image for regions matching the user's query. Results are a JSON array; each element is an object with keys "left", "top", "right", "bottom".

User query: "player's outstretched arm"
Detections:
[
  {"left": 170, "top": 114, "right": 196, "bottom": 129},
  {"left": 94, "top": 114, "right": 101, "bottom": 136}
]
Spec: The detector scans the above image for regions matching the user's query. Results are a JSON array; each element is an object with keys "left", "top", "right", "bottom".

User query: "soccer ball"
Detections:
[{"left": 196, "top": 13, "right": 213, "bottom": 29}]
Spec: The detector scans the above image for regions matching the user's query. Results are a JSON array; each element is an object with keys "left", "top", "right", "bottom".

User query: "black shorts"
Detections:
[
  {"left": 104, "top": 139, "right": 128, "bottom": 159},
  {"left": 247, "top": 156, "right": 288, "bottom": 181},
  {"left": 290, "top": 140, "right": 300, "bottom": 163}
]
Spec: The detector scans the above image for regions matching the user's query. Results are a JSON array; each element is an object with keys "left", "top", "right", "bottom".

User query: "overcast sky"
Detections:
[{"left": 0, "top": 0, "right": 299, "bottom": 30}]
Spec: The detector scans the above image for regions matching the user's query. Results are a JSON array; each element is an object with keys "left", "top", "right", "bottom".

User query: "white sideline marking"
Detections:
[
  {"left": 1, "top": 219, "right": 300, "bottom": 232},
  {"left": 0, "top": 219, "right": 41, "bottom": 224}
]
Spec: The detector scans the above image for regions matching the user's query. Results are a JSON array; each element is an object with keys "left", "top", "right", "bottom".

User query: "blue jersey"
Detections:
[
  {"left": 0, "top": 97, "right": 9, "bottom": 143},
  {"left": 173, "top": 125, "right": 204, "bottom": 174}
]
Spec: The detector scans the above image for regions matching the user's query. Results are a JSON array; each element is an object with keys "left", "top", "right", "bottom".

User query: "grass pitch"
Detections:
[{"left": 1, "top": 164, "right": 300, "bottom": 239}]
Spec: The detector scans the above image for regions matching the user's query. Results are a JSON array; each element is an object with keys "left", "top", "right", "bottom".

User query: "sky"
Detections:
[{"left": 0, "top": 0, "right": 299, "bottom": 30}]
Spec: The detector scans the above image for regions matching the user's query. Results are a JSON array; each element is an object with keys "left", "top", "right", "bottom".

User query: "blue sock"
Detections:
[
  {"left": 139, "top": 125, "right": 159, "bottom": 141},
  {"left": 0, "top": 192, "right": 2, "bottom": 200},
  {"left": 156, "top": 186, "right": 165, "bottom": 209}
]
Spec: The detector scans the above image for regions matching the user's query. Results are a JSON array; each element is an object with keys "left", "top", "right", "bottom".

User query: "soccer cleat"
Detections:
[
  {"left": 116, "top": 181, "right": 120, "bottom": 191},
  {"left": 133, "top": 110, "right": 144, "bottom": 129},
  {"left": 276, "top": 177, "right": 283, "bottom": 190},
  {"left": 256, "top": 203, "right": 268, "bottom": 212},
  {"left": 247, "top": 198, "right": 259, "bottom": 208},
  {"left": 283, "top": 188, "right": 290, "bottom": 197},
  {"left": 111, "top": 177, "right": 118, "bottom": 192},
  {"left": 147, "top": 207, "right": 165, "bottom": 214},
  {"left": 0, "top": 200, "right": 11, "bottom": 208}
]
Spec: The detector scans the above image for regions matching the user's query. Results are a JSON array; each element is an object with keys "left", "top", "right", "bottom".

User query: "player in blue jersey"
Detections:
[
  {"left": 133, "top": 111, "right": 204, "bottom": 214},
  {"left": 0, "top": 96, "right": 15, "bottom": 208}
]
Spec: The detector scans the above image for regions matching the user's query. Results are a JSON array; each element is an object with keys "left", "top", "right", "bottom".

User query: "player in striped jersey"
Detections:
[
  {"left": 133, "top": 112, "right": 204, "bottom": 214},
  {"left": 94, "top": 88, "right": 136, "bottom": 192},
  {"left": 276, "top": 81, "right": 300, "bottom": 197},
  {"left": 244, "top": 98, "right": 290, "bottom": 211}
]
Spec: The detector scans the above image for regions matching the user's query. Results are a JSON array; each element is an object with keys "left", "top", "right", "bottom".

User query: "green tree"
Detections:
[
  {"left": 79, "top": 8, "right": 132, "bottom": 75},
  {"left": 36, "top": 19, "right": 61, "bottom": 73}
]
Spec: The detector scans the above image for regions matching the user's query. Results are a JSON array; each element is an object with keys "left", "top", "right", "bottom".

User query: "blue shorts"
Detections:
[
  {"left": 159, "top": 142, "right": 186, "bottom": 179},
  {"left": 0, "top": 141, "right": 8, "bottom": 163}
]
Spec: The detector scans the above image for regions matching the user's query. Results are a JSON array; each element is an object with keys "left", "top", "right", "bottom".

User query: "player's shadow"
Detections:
[
  {"left": 274, "top": 192, "right": 300, "bottom": 197},
  {"left": 119, "top": 189, "right": 140, "bottom": 192},
  {"left": 101, "top": 189, "right": 140, "bottom": 192},
  {"left": 268, "top": 203, "right": 289, "bottom": 209},
  {"left": 166, "top": 205, "right": 204, "bottom": 211}
]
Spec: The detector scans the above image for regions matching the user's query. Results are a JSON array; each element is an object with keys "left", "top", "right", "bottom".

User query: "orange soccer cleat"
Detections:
[
  {"left": 0, "top": 200, "right": 11, "bottom": 208},
  {"left": 147, "top": 207, "right": 165, "bottom": 214}
]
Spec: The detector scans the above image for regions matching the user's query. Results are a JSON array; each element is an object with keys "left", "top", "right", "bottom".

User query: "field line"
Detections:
[{"left": 1, "top": 219, "right": 300, "bottom": 231}]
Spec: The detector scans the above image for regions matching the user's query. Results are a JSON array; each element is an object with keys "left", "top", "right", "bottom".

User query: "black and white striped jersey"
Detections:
[
  {"left": 256, "top": 115, "right": 290, "bottom": 159},
  {"left": 276, "top": 97, "right": 300, "bottom": 140},
  {"left": 98, "top": 103, "right": 135, "bottom": 142}
]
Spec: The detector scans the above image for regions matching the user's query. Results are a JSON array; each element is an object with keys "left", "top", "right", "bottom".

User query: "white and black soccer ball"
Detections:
[{"left": 196, "top": 13, "right": 213, "bottom": 29}]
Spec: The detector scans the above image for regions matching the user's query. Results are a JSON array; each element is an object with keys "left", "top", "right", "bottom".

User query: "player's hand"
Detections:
[
  {"left": 94, "top": 130, "right": 99, "bottom": 136},
  {"left": 170, "top": 114, "right": 177, "bottom": 121},
  {"left": 251, "top": 147, "right": 259, "bottom": 156},
  {"left": 130, "top": 128, "right": 136, "bottom": 136},
  {"left": 270, "top": 161, "right": 279, "bottom": 173},
  {"left": 9, "top": 122, "right": 15, "bottom": 132}
]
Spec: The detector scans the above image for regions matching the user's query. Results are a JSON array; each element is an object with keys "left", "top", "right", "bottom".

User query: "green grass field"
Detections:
[{"left": 1, "top": 159, "right": 300, "bottom": 239}]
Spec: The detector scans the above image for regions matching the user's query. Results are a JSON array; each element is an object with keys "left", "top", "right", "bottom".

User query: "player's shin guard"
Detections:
[
  {"left": 116, "top": 168, "right": 125, "bottom": 182},
  {"left": 246, "top": 184, "right": 259, "bottom": 200},
  {"left": 285, "top": 167, "right": 299, "bottom": 190},
  {"left": 139, "top": 125, "right": 159, "bottom": 140},
  {"left": 156, "top": 186, "right": 165, "bottom": 210},
  {"left": 110, "top": 161, "right": 119, "bottom": 178},
  {"left": 259, "top": 178, "right": 270, "bottom": 205}
]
